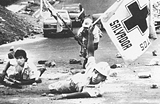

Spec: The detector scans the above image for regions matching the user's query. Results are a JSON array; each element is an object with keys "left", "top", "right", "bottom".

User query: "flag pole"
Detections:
[{"left": 43, "top": 0, "right": 75, "bottom": 36}]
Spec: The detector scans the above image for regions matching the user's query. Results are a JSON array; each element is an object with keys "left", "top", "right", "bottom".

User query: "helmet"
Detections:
[
  {"left": 82, "top": 18, "right": 93, "bottom": 28},
  {"left": 14, "top": 49, "right": 27, "bottom": 59},
  {"left": 94, "top": 62, "right": 110, "bottom": 77}
]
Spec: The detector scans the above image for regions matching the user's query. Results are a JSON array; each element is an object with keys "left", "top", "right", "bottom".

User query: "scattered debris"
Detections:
[
  {"left": 152, "top": 50, "right": 157, "bottom": 56},
  {"left": 69, "top": 59, "right": 82, "bottom": 64},
  {"left": 110, "top": 64, "right": 122, "bottom": 69},
  {"left": 116, "top": 53, "right": 122, "bottom": 58},
  {"left": 150, "top": 84, "right": 158, "bottom": 89},
  {"left": 69, "top": 70, "right": 82, "bottom": 75},
  {"left": 45, "top": 61, "right": 56, "bottom": 67},
  {"left": 109, "top": 72, "right": 117, "bottom": 77},
  {"left": 38, "top": 60, "right": 48, "bottom": 64},
  {"left": 147, "top": 58, "right": 160, "bottom": 66},
  {"left": 138, "top": 72, "right": 151, "bottom": 78}
]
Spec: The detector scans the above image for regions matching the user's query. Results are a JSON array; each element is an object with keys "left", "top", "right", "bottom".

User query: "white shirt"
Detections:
[
  {"left": 77, "top": 25, "right": 103, "bottom": 43},
  {"left": 9, "top": 59, "right": 40, "bottom": 80}
]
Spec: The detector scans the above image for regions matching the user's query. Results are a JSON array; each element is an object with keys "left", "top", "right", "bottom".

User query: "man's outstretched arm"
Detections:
[{"left": 51, "top": 92, "right": 91, "bottom": 100}]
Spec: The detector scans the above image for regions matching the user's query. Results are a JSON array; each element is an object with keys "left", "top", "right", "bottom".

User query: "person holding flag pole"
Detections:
[
  {"left": 42, "top": 23, "right": 110, "bottom": 100},
  {"left": 76, "top": 18, "right": 103, "bottom": 54},
  {"left": 75, "top": 17, "right": 103, "bottom": 68},
  {"left": 42, "top": 0, "right": 98, "bottom": 69}
]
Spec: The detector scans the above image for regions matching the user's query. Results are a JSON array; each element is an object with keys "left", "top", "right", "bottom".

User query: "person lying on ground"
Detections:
[
  {"left": 43, "top": 25, "right": 110, "bottom": 100},
  {"left": 0, "top": 48, "right": 46, "bottom": 88}
]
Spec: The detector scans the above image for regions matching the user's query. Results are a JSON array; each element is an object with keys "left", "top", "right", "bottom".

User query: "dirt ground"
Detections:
[{"left": 1, "top": 0, "right": 160, "bottom": 104}]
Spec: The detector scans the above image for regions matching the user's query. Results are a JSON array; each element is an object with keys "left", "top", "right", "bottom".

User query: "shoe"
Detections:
[
  {"left": 110, "top": 64, "right": 117, "bottom": 69},
  {"left": 150, "top": 84, "right": 158, "bottom": 89},
  {"left": 69, "top": 59, "right": 78, "bottom": 64}
]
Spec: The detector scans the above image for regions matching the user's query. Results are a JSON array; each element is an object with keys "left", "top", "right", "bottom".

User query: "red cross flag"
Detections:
[{"left": 101, "top": 0, "right": 152, "bottom": 64}]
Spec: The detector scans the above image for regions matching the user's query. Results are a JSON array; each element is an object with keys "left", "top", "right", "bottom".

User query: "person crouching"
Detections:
[{"left": 0, "top": 48, "right": 46, "bottom": 88}]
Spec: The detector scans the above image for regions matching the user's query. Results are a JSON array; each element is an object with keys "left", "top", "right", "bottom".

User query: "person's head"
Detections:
[
  {"left": 14, "top": 49, "right": 27, "bottom": 66},
  {"left": 82, "top": 18, "right": 93, "bottom": 29},
  {"left": 90, "top": 62, "right": 110, "bottom": 84}
]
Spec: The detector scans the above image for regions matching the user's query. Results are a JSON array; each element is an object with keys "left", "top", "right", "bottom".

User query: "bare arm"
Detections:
[
  {"left": 63, "top": 92, "right": 91, "bottom": 99},
  {"left": 0, "top": 61, "right": 11, "bottom": 81},
  {"left": 2, "top": 61, "right": 10, "bottom": 74},
  {"left": 51, "top": 92, "right": 91, "bottom": 100}
]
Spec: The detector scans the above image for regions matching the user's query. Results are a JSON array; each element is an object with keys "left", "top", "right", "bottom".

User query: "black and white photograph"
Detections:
[{"left": 0, "top": 0, "right": 160, "bottom": 104}]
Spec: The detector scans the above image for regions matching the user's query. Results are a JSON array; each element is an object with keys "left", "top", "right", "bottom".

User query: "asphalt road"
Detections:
[{"left": 0, "top": 28, "right": 121, "bottom": 67}]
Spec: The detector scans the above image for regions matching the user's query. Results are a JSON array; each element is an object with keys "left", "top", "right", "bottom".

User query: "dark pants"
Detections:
[
  {"left": 9, "top": 73, "right": 22, "bottom": 81},
  {"left": 9, "top": 74, "right": 40, "bottom": 85}
]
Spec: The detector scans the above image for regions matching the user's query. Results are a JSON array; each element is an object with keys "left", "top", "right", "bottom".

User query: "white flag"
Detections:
[
  {"left": 57, "top": 18, "right": 63, "bottom": 32},
  {"left": 101, "top": 0, "right": 150, "bottom": 64},
  {"left": 43, "top": 0, "right": 63, "bottom": 32}
]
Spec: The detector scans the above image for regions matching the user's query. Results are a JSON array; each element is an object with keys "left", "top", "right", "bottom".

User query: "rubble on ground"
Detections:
[{"left": 0, "top": 1, "right": 41, "bottom": 45}]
